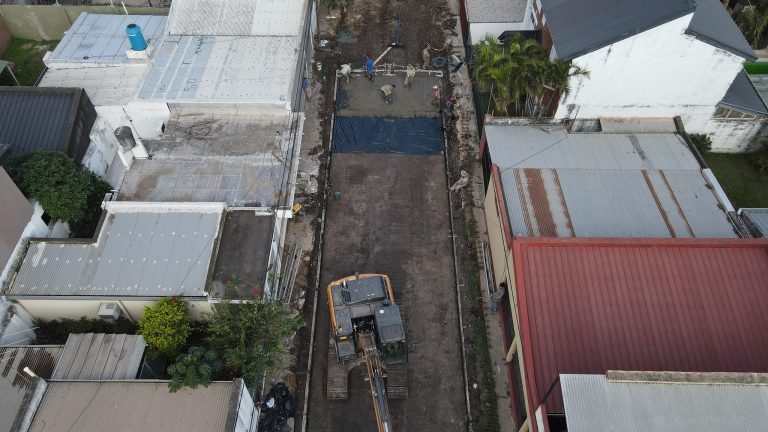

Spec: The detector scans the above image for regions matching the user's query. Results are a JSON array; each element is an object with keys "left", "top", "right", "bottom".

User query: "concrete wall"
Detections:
[
  {"left": 14, "top": 297, "right": 214, "bottom": 322},
  {"left": 0, "top": 15, "right": 11, "bottom": 57},
  {"left": 0, "top": 297, "right": 36, "bottom": 345},
  {"left": 0, "top": 5, "right": 167, "bottom": 40},
  {"left": 82, "top": 115, "right": 126, "bottom": 186},
  {"left": 554, "top": 14, "right": 747, "bottom": 151},
  {"left": 483, "top": 173, "right": 532, "bottom": 432},
  {"left": 703, "top": 117, "right": 767, "bottom": 153},
  {"left": 468, "top": 21, "right": 529, "bottom": 46}
]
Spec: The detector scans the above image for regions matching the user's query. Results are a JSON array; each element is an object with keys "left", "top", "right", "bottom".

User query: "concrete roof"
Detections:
[
  {"left": 52, "top": 333, "right": 146, "bottom": 380},
  {"left": 137, "top": 34, "right": 300, "bottom": 104},
  {"left": 562, "top": 373, "right": 768, "bottom": 431},
  {"left": 27, "top": 381, "right": 240, "bottom": 432},
  {"left": 0, "top": 345, "right": 63, "bottom": 432},
  {"left": 39, "top": 66, "right": 147, "bottom": 106},
  {"left": 466, "top": 0, "right": 527, "bottom": 24},
  {"left": 166, "top": 0, "right": 306, "bottom": 36},
  {"left": 117, "top": 113, "right": 295, "bottom": 207},
  {"left": 486, "top": 124, "right": 736, "bottom": 238},
  {"left": 8, "top": 202, "right": 224, "bottom": 298},
  {"left": 46, "top": 13, "right": 167, "bottom": 65}
]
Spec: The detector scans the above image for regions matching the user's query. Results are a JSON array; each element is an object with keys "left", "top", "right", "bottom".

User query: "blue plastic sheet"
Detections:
[{"left": 332, "top": 116, "right": 443, "bottom": 155}]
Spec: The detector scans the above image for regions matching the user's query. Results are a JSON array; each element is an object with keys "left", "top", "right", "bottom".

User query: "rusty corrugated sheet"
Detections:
[{"left": 512, "top": 237, "right": 768, "bottom": 419}]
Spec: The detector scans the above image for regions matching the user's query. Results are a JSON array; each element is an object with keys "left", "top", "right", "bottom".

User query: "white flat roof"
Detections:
[
  {"left": 39, "top": 65, "right": 147, "bottom": 106},
  {"left": 46, "top": 13, "right": 167, "bottom": 66},
  {"left": 166, "top": 0, "right": 306, "bottom": 36},
  {"left": 137, "top": 35, "right": 299, "bottom": 104}
]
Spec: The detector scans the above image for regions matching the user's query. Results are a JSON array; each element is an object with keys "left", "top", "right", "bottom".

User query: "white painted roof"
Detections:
[
  {"left": 9, "top": 202, "right": 225, "bottom": 298},
  {"left": 46, "top": 13, "right": 167, "bottom": 65},
  {"left": 166, "top": 0, "right": 306, "bottom": 36},
  {"left": 39, "top": 66, "right": 147, "bottom": 106},
  {"left": 137, "top": 35, "right": 299, "bottom": 104}
]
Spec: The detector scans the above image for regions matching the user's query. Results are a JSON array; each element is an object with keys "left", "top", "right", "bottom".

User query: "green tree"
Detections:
[
  {"left": 168, "top": 347, "right": 222, "bottom": 392},
  {"left": 3, "top": 150, "right": 111, "bottom": 237},
  {"left": 738, "top": 2, "right": 768, "bottom": 48},
  {"left": 206, "top": 287, "right": 304, "bottom": 389},
  {"left": 689, "top": 133, "right": 713, "bottom": 155},
  {"left": 139, "top": 297, "right": 191, "bottom": 358}
]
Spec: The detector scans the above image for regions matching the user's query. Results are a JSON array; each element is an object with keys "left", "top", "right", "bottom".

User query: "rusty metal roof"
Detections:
[
  {"left": 512, "top": 237, "right": 768, "bottom": 422},
  {"left": 486, "top": 125, "right": 736, "bottom": 238}
]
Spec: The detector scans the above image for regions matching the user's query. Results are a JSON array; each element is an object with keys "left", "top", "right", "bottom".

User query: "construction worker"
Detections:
[
  {"left": 365, "top": 55, "right": 375, "bottom": 80},
  {"left": 404, "top": 64, "right": 416, "bottom": 87},
  {"left": 303, "top": 77, "right": 312, "bottom": 100},
  {"left": 381, "top": 84, "right": 396, "bottom": 104},
  {"left": 340, "top": 63, "right": 352, "bottom": 84},
  {"left": 431, "top": 85, "right": 441, "bottom": 106},
  {"left": 422, "top": 45, "right": 431, "bottom": 69}
]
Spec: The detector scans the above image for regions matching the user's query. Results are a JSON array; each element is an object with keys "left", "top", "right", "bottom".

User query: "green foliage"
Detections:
[
  {"left": 34, "top": 317, "right": 137, "bottom": 344},
  {"left": 751, "top": 138, "right": 768, "bottom": 176},
  {"left": 0, "top": 38, "right": 59, "bottom": 86},
  {"left": 689, "top": 133, "right": 713, "bottom": 155},
  {"left": 471, "top": 35, "right": 589, "bottom": 117},
  {"left": 139, "top": 297, "right": 191, "bottom": 358},
  {"left": 3, "top": 151, "right": 112, "bottom": 237},
  {"left": 168, "top": 347, "right": 222, "bottom": 392},
  {"left": 319, "top": 0, "right": 345, "bottom": 9},
  {"left": 205, "top": 290, "right": 304, "bottom": 389},
  {"left": 737, "top": 2, "right": 768, "bottom": 48},
  {"left": 703, "top": 151, "right": 768, "bottom": 208}
]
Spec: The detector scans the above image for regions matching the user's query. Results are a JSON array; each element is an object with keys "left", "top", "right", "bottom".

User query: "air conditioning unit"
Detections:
[{"left": 97, "top": 302, "right": 122, "bottom": 320}]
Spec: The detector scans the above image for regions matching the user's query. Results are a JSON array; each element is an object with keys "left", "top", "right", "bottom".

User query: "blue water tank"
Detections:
[{"left": 126, "top": 24, "right": 148, "bottom": 51}]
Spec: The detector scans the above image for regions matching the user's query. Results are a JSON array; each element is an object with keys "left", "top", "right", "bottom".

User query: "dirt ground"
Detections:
[{"left": 306, "top": 152, "right": 466, "bottom": 431}]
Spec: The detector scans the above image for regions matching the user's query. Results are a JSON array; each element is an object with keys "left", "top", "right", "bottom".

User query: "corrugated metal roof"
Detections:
[
  {"left": 52, "top": 333, "right": 146, "bottom": 380},
  {"left": 512, "top": 237, "right": 768, "bottom": 417},
  {"left": 540, "top": 0, "right": 696, "bottom": 60},
  {"left": 166, "top": 0, "right": 306, "bottom": 36},
  {"left": 485, "top": 125, "right": 700, "bottom": 170},
  {"left": 0, "top": 345, "right": 63, "bottom": 432},
  {"left": 486, "top": 125, "right": 735, "bottom": 238},
  {"left": 466, "top": 0, "right": 527, "bottom": 24},
  {"left": 686, "top": 0, "right": 756, "bottom": 60},
  {"left": 0, "top": 87, "right": 81, "bottom": 157},
  {"left": 39, "top": 66, "right": 147, "bottom": 106},
  {"left": 137, "top": 35, "right": 299, "bottom": 103},
  {"left": 28, "top": 381, "right": 238, "bottom": 432},
  {"left": 720, "top": 70, "right": 768, "bottom": 116},
  {"left": 741, "top": 208, "right": 768, "bottom": 237},
  {"left": 46, "top": 13, "right": 167, "bottom": 65},
  {"left": 561, "top": 373, "right": 768, "bottom": 431},
  {"left": 9, "top": 202, "right": 225, "bottom": 298}
]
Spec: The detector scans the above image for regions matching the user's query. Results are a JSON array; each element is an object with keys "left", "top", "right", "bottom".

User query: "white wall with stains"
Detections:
[{"left": 554, "top": 14, "right": 753, "bottom": 151}]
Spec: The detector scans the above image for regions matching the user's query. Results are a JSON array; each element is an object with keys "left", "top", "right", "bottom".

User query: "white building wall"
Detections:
[
  {"left": 123, "top": 101, "right": 171, "bottom": 141},
  {"left": 14, "top": 298, "right": 213, "bottom": 322},
  {"left": 0, "top": 297, "right": 36, "bottom": 346},
  {"left": 702, "top": 118, "right": 767, "bottom": 153},
  {"left": 554, "top": 14, "right": 745, "bottom": 135},
  {"left": 82, "top": 116, "right": 126, "bottom": 186},
  {"left": 468, "top": 21, "right": 529, "bottom": 46}
]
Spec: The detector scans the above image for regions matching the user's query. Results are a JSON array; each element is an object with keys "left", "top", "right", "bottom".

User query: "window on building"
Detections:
[
  {"left": 530, "top": 12, "right": 537, "bottom": 27},
  {"left": 501, "top": 287, "right": 515, "bottom": 345},
  {"left": 510, "top": 352, "right": 528, "bottom": 428},
  {"left": 713, "top": 106, "right": 759, "bottom": 120}
]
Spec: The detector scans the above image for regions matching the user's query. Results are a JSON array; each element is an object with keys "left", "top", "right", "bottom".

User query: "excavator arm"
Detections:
[{"left": 358, "top": 331, "right": 393, "bottom": 432}]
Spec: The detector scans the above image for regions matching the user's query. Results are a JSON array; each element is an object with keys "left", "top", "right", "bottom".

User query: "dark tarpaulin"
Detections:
[{"left": 332, "top": 116, "right": 443, "bottom": 155}]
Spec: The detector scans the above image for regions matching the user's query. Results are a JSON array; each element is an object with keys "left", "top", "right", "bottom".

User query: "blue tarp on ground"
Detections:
[{"left": 332, "top": 116, "right": 443, "bottom": 154}]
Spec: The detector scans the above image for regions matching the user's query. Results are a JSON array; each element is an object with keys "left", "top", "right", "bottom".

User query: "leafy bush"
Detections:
[
  {"left": 689, "top": 133, "right": 712, "bottom": 155},
  {"left": 751, "top": 139, "right": 768, "bottom": 176},
  {"left": 205, "top": 294, "right": 304, "bottom": 389},
  {"left": 139, "top": 297, "right": 191, "bottom": 358},
  {"left": 168, "top": 347, "right": 222, "bottom": 392},
  {"left": 3, "top": 150, "right": 112, "bottom": 237},
  {"left": 34, "top": 317, "right": 137, "bottom": 344}
]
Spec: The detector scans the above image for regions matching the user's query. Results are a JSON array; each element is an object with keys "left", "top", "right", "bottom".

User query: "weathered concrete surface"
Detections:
[
  {"left": 306, "top": 153, "right": 466, "bottom": 431},
  {"left": 210, "top": 211, "right": 274, "bottom": 299},
  {"left": 337, "top": 74, "right": 442, "bottom": 117}
]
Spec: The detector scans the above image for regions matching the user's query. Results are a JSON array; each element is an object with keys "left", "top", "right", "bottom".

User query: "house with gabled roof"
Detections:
[{"left": 530, "top": 0, "right": 766, "bottom": 152}]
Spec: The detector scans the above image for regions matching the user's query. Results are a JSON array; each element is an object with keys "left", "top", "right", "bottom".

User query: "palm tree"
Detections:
[
  {"left": 738, "top": 2, "right": 768, "bottom": 48},
  {"left": 538, "top": 60, "right": 590, "bottom": 117}
]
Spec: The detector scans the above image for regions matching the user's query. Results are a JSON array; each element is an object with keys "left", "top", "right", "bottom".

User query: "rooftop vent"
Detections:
[{"left": 126, "top": 24, "right": 148, "bottom": 51}]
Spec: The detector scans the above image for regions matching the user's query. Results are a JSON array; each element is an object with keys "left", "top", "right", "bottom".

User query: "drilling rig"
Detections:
[{"left": 326, "top": 274, "right": 408, "bottom": 432}]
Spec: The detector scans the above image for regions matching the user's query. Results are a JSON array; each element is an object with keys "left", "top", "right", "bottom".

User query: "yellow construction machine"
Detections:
[{"left": 326, "top": 274, "right": 408, "bottom": 432}]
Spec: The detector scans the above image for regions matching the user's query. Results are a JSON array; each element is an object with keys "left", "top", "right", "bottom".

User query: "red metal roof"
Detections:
[{"left": 512, "top": 237, "right": 768, "bottom": 426}]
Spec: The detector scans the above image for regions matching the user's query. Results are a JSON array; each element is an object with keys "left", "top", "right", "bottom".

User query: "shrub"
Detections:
[
  {"left": 3, "top": 150, "right": 112, "bottom": 237},
  {"left": 751, "top": 139, "right": 768, "bottom": 176},
  {"left": 168, "top": 347, "right": 222, "bottom": 392},
  {"left": 34, "top": 317, "right": 137, "bottom": 344},
  {"left": 689, "top": 133, "right": 712, "bottom": 155},
  {"left": 206, "top": 293, "right": 304, "bottom": 389},
  {"left": 139, "top": 297, "right": 191, "bottom": 358}
]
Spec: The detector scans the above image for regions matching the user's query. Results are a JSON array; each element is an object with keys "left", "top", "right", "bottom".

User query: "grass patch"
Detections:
[
  {"left": 704, "top": 152, "right": 768, "bottom": 209},
  {"left": 1, "top": 38, "right": 59, "bottom": 86},
  {"left": 745, "top": 61, "right": 768, "bottom": 75}
]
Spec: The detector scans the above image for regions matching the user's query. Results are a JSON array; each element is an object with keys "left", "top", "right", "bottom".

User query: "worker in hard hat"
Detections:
[
  {"left": 431, "top": 85, "right": 441, "bottom": 106},
  {"left": 381, "top": 84, "right": 396, "bottom": 104}
]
